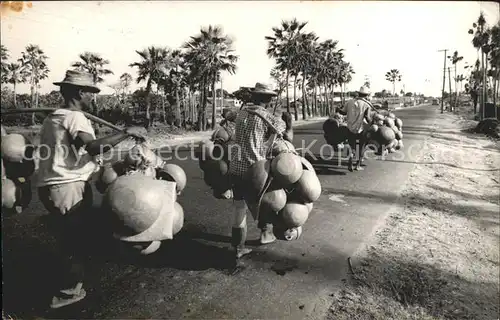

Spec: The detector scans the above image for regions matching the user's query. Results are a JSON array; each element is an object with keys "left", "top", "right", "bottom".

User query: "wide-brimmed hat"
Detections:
[
  {"left": 53, "top": 70, "right": 100, "bottom": 93},
  {"left": 250, "top": 83, "right": 277, "bottom": 96},
  {"left": 357, "top": 86, "right": 371, "bottom": 96}
]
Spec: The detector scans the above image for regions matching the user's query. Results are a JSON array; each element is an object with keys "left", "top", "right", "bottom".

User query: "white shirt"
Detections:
[
  {"left": 37, "top": 109, "right": 99, "bottom": 187},
  {"left": 341, "top": 98, "right": 371, "bottom": 134}
]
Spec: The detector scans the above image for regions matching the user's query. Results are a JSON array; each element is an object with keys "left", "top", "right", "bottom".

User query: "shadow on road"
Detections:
[
  {"left": 379, "top": 158, "right": 499, "bottom": 172},
  {"left": 321, "top": 186, "right": 499, "bottom": 237},
  {"left": 329, "top": 252, "right": 499, "bottom": 319}
]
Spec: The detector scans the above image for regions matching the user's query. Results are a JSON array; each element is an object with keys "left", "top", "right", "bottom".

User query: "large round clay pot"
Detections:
[
  {"left": 104, "top": 175, "right": 173, "bottom": 237},
  {"left": 1, "top": 134, "right": 34, "bottom": 163},
  {"left": 260, "top": 188, "right": 287, "bottom": 213},
  {"left": 293, "top": 170, "right": 322, "bottom": 203},
  {"left": 378, "top": 126, "right": 396, "bottom": 145},
  {"left": 173, "top": 202, "right": 184, "bottom": 235},
  {"left": 157, "top": 163, "right": 187, "bottom": 193},
  {"left": 279, "top": 202, "right": 310, "bottom": 228},
  {"left": 270, "top": 153, "right": 303, "bottom": 188}
]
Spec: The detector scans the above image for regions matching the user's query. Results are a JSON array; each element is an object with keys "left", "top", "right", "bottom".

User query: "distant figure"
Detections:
[
  {"left": 338, "top": 85, "right": 373, "bottom": 172},
  {"left": 383, "top": 100, "right": 389, "bottom": 109}
]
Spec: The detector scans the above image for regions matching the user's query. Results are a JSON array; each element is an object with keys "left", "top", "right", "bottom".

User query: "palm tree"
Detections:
[
  {"left": 266, "top": 19, "right": 308, "bottom": 115},
  {"left": 448, "top": 50, "right": 463, "bottom": 109},
  {"left": 488, "top": 21, "right": 500, "bottom": 110},
  {"left": 72, "top": 52, "right": 114, "bottom": 114},
  {"left": 455, "top": 74, "right": 466, "bottom": 93},
  {"left": 129, "top": 46, "right": 170, "bottom": 129},
  {"left": 270, "top": 67, "right": 288, "bottom": 114},
  {"left": 20, "top": 44, "right": 49, "bottom": 124},
  {"left": 385, "top": 69, "right": 402, "bottom": 96},
  {"left": 119, "top": 72, "right": 133, "bottom": 99},
  {"left": 1, "top": 44, "right": 9, "bottom": 84},
  {"left": 338, "top": 61, "right": 355, "bottom": 106},
  {"left": 469, "top": 12, "right": 490, "bottom": 119},
  {"left": 317, "top": 39, "right": 343, "bottom": 116},
  {"left": 184, "top": 25, "right": 238, "bottom": 129},
  {"left": 5, "top": 62, "right": 28, "bottom": 107},
  {"left": 292, "top": 31, "right": 319, "bottom": 120}
]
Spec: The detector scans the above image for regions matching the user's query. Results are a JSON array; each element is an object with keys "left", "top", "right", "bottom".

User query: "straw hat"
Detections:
[
  {"left": 53, "top": 70, "right": 100, "bottom": 93},
  {"left": 250, "top": 83, "right": 277, "bottom": 96},
  {"left": 357, "top": 86, "right": 371, "bottom": 96}
]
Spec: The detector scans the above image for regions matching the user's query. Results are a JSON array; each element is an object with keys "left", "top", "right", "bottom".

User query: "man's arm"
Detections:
[
  {"left": 65, "top": 111, "right": 145, "bottom": 156},
  {"left": 75, "top": 131, "right": 132, "bottom": 156}
]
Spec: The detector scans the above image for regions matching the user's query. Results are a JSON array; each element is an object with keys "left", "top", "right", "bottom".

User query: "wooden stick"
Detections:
[{"left": 1, "top": 108, "right": 124, "bottom": 132}]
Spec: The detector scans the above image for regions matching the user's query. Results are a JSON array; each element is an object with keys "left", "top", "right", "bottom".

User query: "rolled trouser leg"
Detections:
[{"left": 231, "top": 200, "right": 252, "bottom": 259}]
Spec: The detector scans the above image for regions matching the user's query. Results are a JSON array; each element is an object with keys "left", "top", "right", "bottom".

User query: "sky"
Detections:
[{"left": 1, "top": 1, "right": 499, "bottom": 97}]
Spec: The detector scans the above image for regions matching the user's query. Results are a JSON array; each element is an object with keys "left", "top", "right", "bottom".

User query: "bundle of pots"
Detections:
[
  {"left": 198, "top": 116, "right": 236, "bottom": 200},
  {"left": 364, "top": 112, "right": 404, "bottom": 154},
  {"left": 97, "top": 143, "right": 187, "bottom": 255},
  {"left": 1, "top": 126, "right": 35, "bottom": 214},
  {"left": 323, "top": 114, "right": 349, "bottom": 151},
  {"left": 243, "top": 139, "right": 321, "bottom": 241}
]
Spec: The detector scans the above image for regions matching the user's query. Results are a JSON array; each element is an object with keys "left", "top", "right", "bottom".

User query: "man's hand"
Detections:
[
  {"left": 282, "top": 112, "right": 293, "bottom": 129},
  {"left": 125, "top": 126, "right": 147, "bottom": 142}
]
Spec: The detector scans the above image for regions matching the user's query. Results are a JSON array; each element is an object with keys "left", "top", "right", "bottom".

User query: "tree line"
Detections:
[
  {"left": 1, "top": 19, "right": 360, "bottom": 129},
  {"left": 465, "top": 13, "right": 499, "bottom": 119}
]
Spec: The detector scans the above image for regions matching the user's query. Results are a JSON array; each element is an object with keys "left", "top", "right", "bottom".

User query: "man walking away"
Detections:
[
  {"left": 37, "top": 70, "right": 146, "bottom": 309},
  {"left": 338, "top": 85, "right": 373, "bottom": 172},
  {"left": 228, "top": 83, "right": 293, "bottom": 263}
]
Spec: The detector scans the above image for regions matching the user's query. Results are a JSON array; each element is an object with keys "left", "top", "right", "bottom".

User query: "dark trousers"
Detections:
[
  {"left": 347, "top": 130, "right": 367, "bottom": 162},
  {"left": 38, "top": 182, "right": 93, "bottom": 293}
]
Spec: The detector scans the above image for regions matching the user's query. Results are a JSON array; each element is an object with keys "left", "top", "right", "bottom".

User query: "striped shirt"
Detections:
[{"left": 228, "top": 105, "right": 286, "bottom": 178}]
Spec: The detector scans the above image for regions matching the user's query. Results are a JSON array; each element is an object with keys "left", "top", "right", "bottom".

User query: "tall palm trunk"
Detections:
[
  {"left": 340, "top": 82, "right": 344, "bottom": 107},
  {"left": 145, "top": 77, "right": 153, "bottom": 129},
  {"left": 285, "top": 68, "right": 290, "bottom": 113},
  {"left": 482, "top": 51, "right": 486, "bottom": 120},
  {"left": 197, "top": 80, "right": 205, "bottom": 131},
  {"left": 30, "top": 78, "right": 35, "bottom": 125},
  {"left": 324, "top": 84, "right": 330, "bottom": 116},
  {"left": 13, "top": 81, "right": 17, "bottom": 108},
  {"left": 313, "top": 82, "right": 318, "bottom": 116},
  {"left": 212, "top": 73, "right": 217, "bottom": 128},
  {"left": 293, "top": 74, "right": 298, "bottom": 121},
  {"left": 220, "top": 76, "right": 224, "bottom": 112},
  {"left": 454, "top": 67, "right": 458, "bottom": 109},
  {"left": 35, "top": 87, "right": 39, "bottom": 109},
  {"left": 301, "top": 71, "right": 308, "bottom": 120},
  {"left": 175, "top": 89, "right": 180, "bottom": 125},
  {"left": 161, "top": 93, "right": 166, "bottom": 124}
]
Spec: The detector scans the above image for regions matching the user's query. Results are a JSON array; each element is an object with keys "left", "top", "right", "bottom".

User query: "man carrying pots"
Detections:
[
  {"left": 338, "top": 85, "right": 373, "bottom": 172},
  {"left": 228, "top": 83, "right": 293, "bottom": 262},
  {"left": 37, "top": 70, "right": 146, "bottom": 309}
]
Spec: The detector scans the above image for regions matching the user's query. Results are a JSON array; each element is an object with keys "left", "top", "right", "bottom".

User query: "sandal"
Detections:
[{"left": 50, "top": 288, "right": 87, "bottom": 309}]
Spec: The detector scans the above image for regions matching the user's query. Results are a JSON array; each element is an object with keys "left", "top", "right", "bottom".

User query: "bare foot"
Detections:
[{"left": 260, "top": 231, "right": 277, "bottom": 245}]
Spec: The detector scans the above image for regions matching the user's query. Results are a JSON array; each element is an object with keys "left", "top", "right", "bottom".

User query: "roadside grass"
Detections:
[{"left": 327, "top": 111, "right": 500, "bottom": 320}]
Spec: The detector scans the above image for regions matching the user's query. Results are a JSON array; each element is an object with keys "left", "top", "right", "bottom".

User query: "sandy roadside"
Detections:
[{"left": 326, "top": 112, "right": 500, "bottom": 320}]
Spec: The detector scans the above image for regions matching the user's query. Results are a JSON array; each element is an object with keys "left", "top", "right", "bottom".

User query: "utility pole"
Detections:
[
  {"left": 438, "top": 49, "right": 448, "bottom": 113},
  {"left": 448, "top": 67, "right": 453, "bottom": 111}
]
